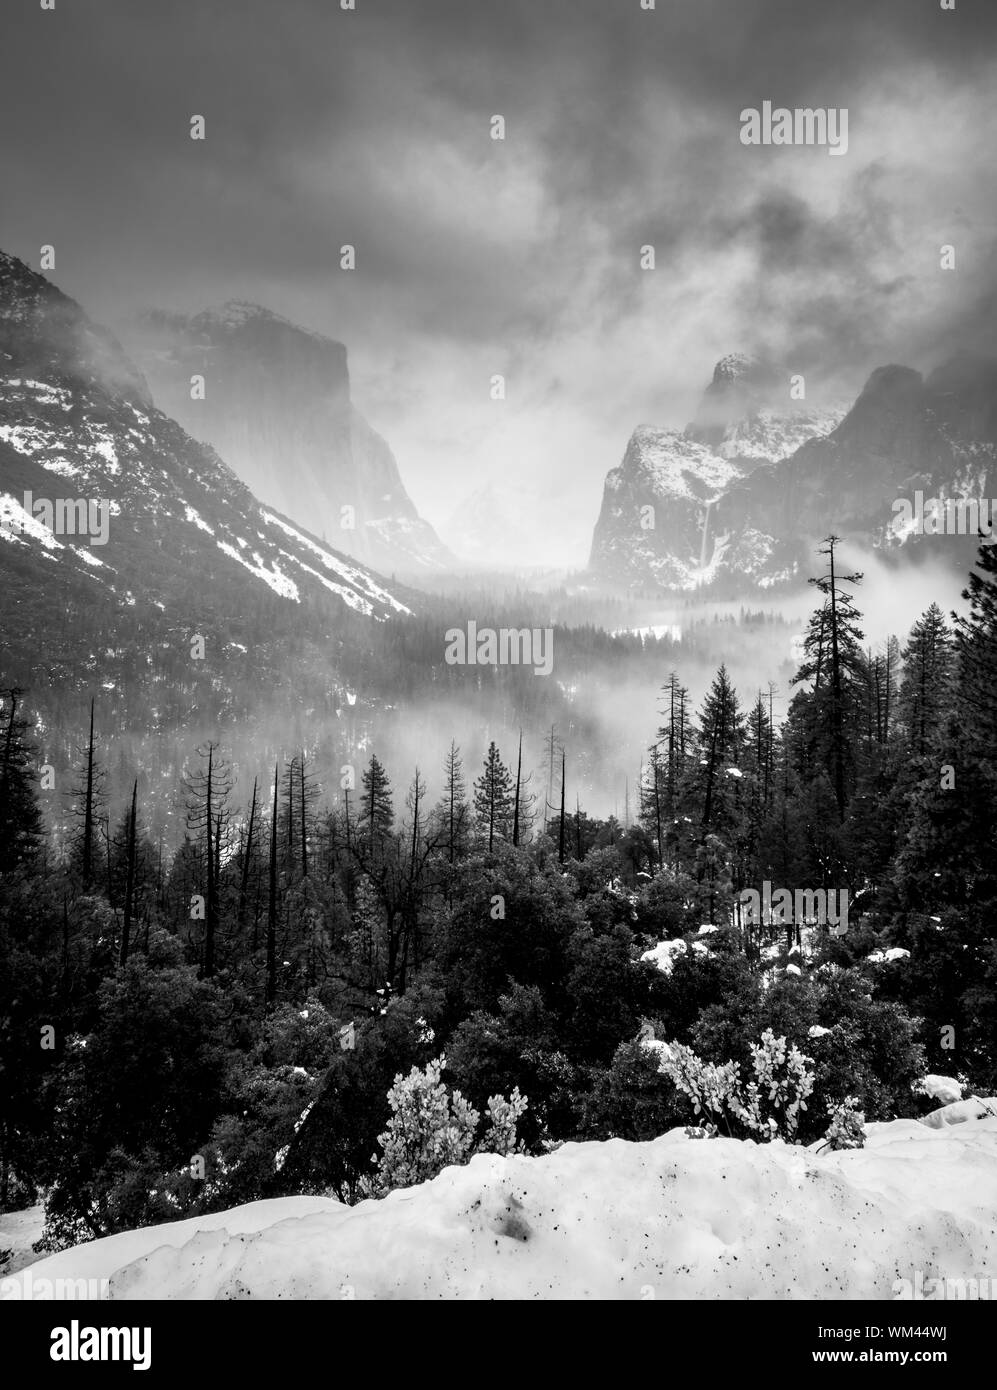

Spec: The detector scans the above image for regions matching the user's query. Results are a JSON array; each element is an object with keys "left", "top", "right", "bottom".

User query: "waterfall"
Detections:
[{"left": 698, "top": 500, "right": 713, "bottom": 570}]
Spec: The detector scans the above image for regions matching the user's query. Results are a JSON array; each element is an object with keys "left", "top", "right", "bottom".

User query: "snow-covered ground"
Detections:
[
  {"left": 0, "top": 1204, "right": 45, "bottom": 1276},
  {"left": 6, "top": 1099, "right": 996, "bottom": 1300}
]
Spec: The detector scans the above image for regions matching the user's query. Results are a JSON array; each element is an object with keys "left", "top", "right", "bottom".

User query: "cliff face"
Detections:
[
  {"left": 129, "top": 302, "right": 455, "bottom": 575},
  {"left": 588, "top": 353, "right": 997, "bottom": 593},
  {"left": 0, "top": 250, "right": 414, "bottom": 655},
  {"left": 588, "top": 355, "right": 844, "bottom": 590}
]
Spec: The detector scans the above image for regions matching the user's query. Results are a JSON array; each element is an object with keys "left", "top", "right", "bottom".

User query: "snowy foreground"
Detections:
[{"left": 9, "top": 1101, "right": 997, "bottom": 1300}]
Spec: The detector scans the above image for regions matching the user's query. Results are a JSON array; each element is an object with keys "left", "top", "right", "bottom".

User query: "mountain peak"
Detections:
[
  {"left": 0, "top": 247, "right": 151, "bottom": 407},
  {"left": 191, "top": 300, "right": 304, "bottom": 334},
  {"left": 711, "top": 352, "right": 762, "bottom": 386}
]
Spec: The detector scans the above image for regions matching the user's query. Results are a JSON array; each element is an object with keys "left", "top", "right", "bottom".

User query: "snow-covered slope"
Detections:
[
  {"left": 0, "top": 252, "right": 413, "bottom": 623},
  {"left": 589, "top": 350, "right": 997, "bottom": 593},
  {"left": 588, "top": 355, "right": 845, "bottom": 591},
  {"left": 129, "top": 302, "right": 455, "bottom": 576},
  {"left": 11, "top": 1104, "right": 997, "bottom": 1300}
]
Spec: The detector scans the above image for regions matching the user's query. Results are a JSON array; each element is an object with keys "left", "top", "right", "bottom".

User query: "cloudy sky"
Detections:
[{"left": 2, "top": 0, "right": 995, "bottom": 566}]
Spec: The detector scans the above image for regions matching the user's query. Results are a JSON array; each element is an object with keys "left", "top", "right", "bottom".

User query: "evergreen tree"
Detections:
[
  {"left": 474, "top": 742, "right": 515, "bottom": 851},
  {"left": 0, "top": 688, "right": 44, "bottom": 873},
  {"left": 696, "top": 664, "right": 744, "bottom": 830},
  {"left": 899, "top": 604, "right": 954, "bottom": 756},
  {"left": 359, "top": 754, "right": 394, "bottom": 862},
  {"left": 436, "top": 741, "right": 469, "bottom": 864},
  {"left": 184, "top": 743, "right": 233, "bottom": 978},
  {"left": 67, "top": 697, "right": 106, "bottom": 891},
  {"left": 792, "top": 537, "right": 866, "bottom": 820}
]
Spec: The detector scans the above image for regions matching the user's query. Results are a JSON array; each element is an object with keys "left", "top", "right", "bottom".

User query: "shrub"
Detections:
[{"left": 362, "top": 1054, "right": 527, "bottom": 1197}]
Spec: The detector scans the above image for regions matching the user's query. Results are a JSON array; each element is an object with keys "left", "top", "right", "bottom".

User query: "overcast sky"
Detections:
[{"left": 2, "top": 0, "right": 995, "bottom": 566}]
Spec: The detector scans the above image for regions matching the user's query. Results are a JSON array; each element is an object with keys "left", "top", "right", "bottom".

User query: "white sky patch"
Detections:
[{"left": 217, "top": 539, "right": 300, "bottom": 601}]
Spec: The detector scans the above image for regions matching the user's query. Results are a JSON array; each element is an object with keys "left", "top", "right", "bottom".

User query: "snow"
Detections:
[
  {"left": 0, "top": 493, "right": 63, "bottom": 550},
  {"left": 40, "top": 458, "right": 82, "bottom": 478},
  {"left": 184, "top": 505, "right": 215, "bottom": 535},
  {"left": 868, "top": 948, "right": 910, "bottom": 963},
  {"left": 260, "top": 510, "right": 411, "bottom": 615},
  {"left": 641, "top": 938, "right": 709, "bottom": 974},
  {"left": 628, "top": 426, "right": 741, "bottom": 502},
  {"left": 0, "top": 1205, "right": 45, "bottom": 1277},
  {"left": 72, "top": 545, "right": 109, "bottom": 569},
  {"left": 91, "top": 437, "right": 120, "bottom": 474},
  {"left": 918, "top": 1097, "right": 996, "bottom": 1130},
  {"left": 216, "top": 540, "right": 300, "bottom": 602},
  {"left": 11, "top": 1107, "right": 997, "bottom": 1300},
  {"left": 916, "top": 1075, "right": 963, "bottom": 1106}
]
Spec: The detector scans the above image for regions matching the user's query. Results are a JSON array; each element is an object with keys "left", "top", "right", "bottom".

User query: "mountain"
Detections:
[
  {"left": 0, "top": 249, "right": 417, "bottom": 754},
  {"left": 127, "top": 303, "right": 455, "bottom": 577},
  {"left": 589, "top": 351, "right": 997, "bottom": 593},
  {"left": 588, "top": 355, "right": 845, "bottom": 591}
]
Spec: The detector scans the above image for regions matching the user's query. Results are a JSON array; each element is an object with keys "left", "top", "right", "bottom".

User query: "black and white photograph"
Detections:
[{"left": 1, "top": 0, "right": 995, "bottom": 1345}]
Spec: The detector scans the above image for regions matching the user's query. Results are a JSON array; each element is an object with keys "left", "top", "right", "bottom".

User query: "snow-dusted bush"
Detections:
[
  {"left": 481, "top": 1088, "right": 528, "bottom": 1156},
  {"left": 654, "top": 1029, "right": 814, "bottom": 1142},
  {"left": 823, "top": 1096, "right": 866, "bottom": 1150},
  {"left": 363, "top": 1055, "right": 527, "bottom": 1197}
]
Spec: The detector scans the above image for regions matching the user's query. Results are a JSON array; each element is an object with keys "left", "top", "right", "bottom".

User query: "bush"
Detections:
[
  {"left": 653, "top": 1030, "right": 815, "bottom": 1142},
  {"left": 362, "top": 1054, "right": 527, "bottom": 1197}
]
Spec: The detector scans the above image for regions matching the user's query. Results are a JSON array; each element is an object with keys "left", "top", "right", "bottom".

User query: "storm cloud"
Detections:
[{"left": 2, "top": 0, "right": 995, "bottom": 565}]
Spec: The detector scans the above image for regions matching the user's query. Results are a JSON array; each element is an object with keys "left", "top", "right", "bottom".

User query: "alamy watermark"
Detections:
[
  {"left": 739, "top": 882, "right": 849, "bottom": 936},
  {"left": 1, "top": 1270, "right": 109, "bottom": 1300},
  {"left": 444, "top": 621, "right": 554, "bottom": 676},
  {"left": 2, "top": 490, "right": 110, "bottom": 546},
  {"left": 740, "top": 102, "right": 848, "bottom": 156},
  {"left": 893, "top": 1270, "right": 996, "bottom": 1301},
  {"left": 891, "top": 492, "right": 997, "bottom": 540}
]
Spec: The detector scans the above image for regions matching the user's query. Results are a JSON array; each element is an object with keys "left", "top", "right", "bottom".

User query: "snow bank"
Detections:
[
  {"left": 12, "top": 1110, "right": 997, "bottom": 1301},
  {"left": 916, "top": 1075, "right": 963, "bottom": 1106},
  {"left": 917, "top": 1095, "right": 996, "bottom": 1130},
  {"left": 0, "top": 1205, "right": 45, "bottom": 1276}
]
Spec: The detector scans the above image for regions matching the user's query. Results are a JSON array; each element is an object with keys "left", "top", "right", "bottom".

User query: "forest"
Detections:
[{"left": 2, "top": 535, "right": 996, "bottom": 1256}]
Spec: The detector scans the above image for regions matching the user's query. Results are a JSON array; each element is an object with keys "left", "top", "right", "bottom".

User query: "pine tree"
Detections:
[
  {"left": 474, "top": 741, "right": 515, "bottom": 851},
  {"left": 436, "top": 741, "right": 469, "bottom": 864},
  {"left": 266, "top": 762, "right": 279, "bottom": 1011},
  {"left": 697, "top": 664, "right": 744, "bottom": 829},
  {"left": 359, "top": 754, "right": 394, "bottom": 863},
  {"left": 67, "top": 697, "right": 106, "bottom": 891},
  {"left": 656, "top": 672, "right": 690, "bottom": 810},
  {"left": 118, "top": 780, "right": 138, "bottom": 967},
  {"left": 0, "top": 688, "right": 44, "bottom": 873},
  {"left": 900, "top": 604, "right": 954, "bottom": 756},
  {"left": 184, "top": 742, "right": 233, "bottom": 978},
  {"left": 793, "top": 537, "right": 866, "bottom": 820}
]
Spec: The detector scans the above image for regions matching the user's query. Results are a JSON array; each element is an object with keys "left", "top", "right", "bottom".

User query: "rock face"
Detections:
[
  {"left": 128, "top": 303, "right": 454, "bottom": 576},
  {"left": 0, "top": 249, "right": 413, "bottom": 661},
  {"left": 588, "top": 355, "right": 845, "bottom": 590},
  {"left": 588, "top": 353, "right": 997, "bottom": 593}
]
